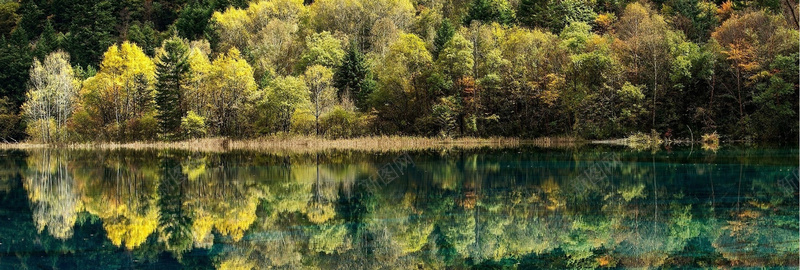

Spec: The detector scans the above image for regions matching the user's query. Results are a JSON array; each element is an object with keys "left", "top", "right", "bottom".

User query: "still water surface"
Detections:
[{"left": 0, "top": 145, "right": 796, "bottom": 269}]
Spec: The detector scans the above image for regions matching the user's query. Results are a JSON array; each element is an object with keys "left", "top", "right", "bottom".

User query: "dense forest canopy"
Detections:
[{"left": 0, "top": 0, "right": 797, "bottom": 142}]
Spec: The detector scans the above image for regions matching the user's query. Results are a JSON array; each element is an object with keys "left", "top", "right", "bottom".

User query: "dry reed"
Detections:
[{"left": 0, "top": 136, "right": 523, "bottom": 153}]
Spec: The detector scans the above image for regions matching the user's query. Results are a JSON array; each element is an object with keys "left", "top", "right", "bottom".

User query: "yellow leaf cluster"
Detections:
[
  {"left": 100, "top": 203, "right": 160, "bottom": 249},
  {"left": 91, "top": 41, "right": 156, "bottom": 89}
]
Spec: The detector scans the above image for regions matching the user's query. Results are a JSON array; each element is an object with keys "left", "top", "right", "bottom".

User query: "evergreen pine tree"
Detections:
[
  {"left": 0, "top": 27, "right": 33, "bottom": 110},
  {"left": 175, "top": 2, "right": 214, "bottom": 41},
  {"left": 34, "top": 19, "right": 59, "bottom": 59},
  {"left": 464, "top": 0, "right": 515, "bottom": 25},
  {"left": 155, "top": 37, "right": 190, "bottom": 139},
  {"left": 17, "top": 0, "right": 44, "bottom": 35},
  {"left": 66, "top": 0, "right": 115, "bottom": 68},
  {"left": 433, "top": 19, "right": 455, "bottom": 59},
  {"left": 517, "top": 0, "right": 551, "bottom": 29},
  {"left": 334, "top": 41, "right": 375, "bottom": 111}
]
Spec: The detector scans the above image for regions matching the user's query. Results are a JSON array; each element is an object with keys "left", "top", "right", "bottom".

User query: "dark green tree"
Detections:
[
  {"left": 334, "top": 41, "right": 376, "bottom": 111},
  {"left": 0, "top": 97, "right": 24, "bottom": 142},
  {"left": 34, "top": 19, "right": 60, "bottom": 59},
  {"left": 750, "top": 54, "right": 799, "bottom": 140},
  {"left": 433, "top": 19, "right": 455, "bottom": 59},
  {"left": 16, "top": 0, "right": 44, "bottom": 35},
  {"left": 0, "top": 27, "right": 33, "bottom": 111},
  {"left": 214, "top": 0, "right": 250, "bottom": 9},
  {"left": 665, "top": 0, "right": 719, "bottom": 42},
  {"left": 155, "top": 37, "right": 191, "bottom": 139},
  {"left": 463, "top": 0, "right": 515, "bottom": 25},
  {"left": 517, "top": 0, "right": 550, "bottom": 29},
  {"left": 65, "top": 0, "right": 116, "bottom": 68},
  {"left": 128, "top": 21, "right": 160, "bottom": 56},
  {"left": 175, "top": 2, "right": 213, "bottom": 40},
  {"left": 0, "top": 1, "right": 20, "bottom": 36},
  {"left": 150, "top": 0, "right": 185, "bottom": 31}
]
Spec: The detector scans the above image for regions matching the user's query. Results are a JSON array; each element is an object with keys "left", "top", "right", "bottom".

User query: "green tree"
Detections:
[
  {"left": 663, "top": 0, "right": 719, "bottom": 42},
  {"left": 305, "top": 65, "right": 336, "bottom": 135},
  {"left": 616, "top": 82, "right": 647, "bottom": 130},
  {"left": 65, "top": 0, "right": 116, "bottom": 68},
  {"left": 616, "top": 2, "right": 678, "bottom": 129},
  {"left": 264, "top": 75, "right": 310, "bottom": 133},
  {"left": 299, "top": 31, "right": 345, "bottom": 71},
  {"left": 0, "top": 97, "right": 24, "bottom": 142},
  {"left": 518, "top": 0, "right": 596, "bottom": 33},
  {"left": 431, "top": 96, "right": 461, "bottom": 137},
  {"left": 433, "top": 19, "right": 455, "bottom": 58},
  {"left": 155, "top": 37, "right": 191, "bottom": 139},
  {"left": 437, "top": 33, "right": 474, "bottom": 81},
  {"left": 34, "top": 19, "right": 60, "bottom": 60},
  {"left": 0, "top": 27, "right": 34, "bottom": 111},
  {"left": 517, "top": 0, "right": 549, "bottom": 29},
  {"left": 750, "top": 54, "right": 799, "bottom": 140},
  {"left": 463, "top": 0, "right": 515, "bottom": 25},
  {"left": 128, "top": 21, "right": 160, "bottom": 57},
  {"left": 560, "top": 22, "right": 625, "bottom": 137},
  {"left": 547, "top": 0, "right": 597, "bottom": 33},
  {"left": 16, "top": 0, "right": 44, "bottom": 35},
  {"left": 180, "top": 110, "right": 207, "bottom": 139},
  {"left": 373, "top": 33, "right": 433, "bottom": 133},
  {"left": 0, "top": 1, "right": 19, "bottom": 36},
  {"left": 334, "top": 41, "right": 375, "bottom": 110},
  {"left": 175, "top": 2, "right": 214, "bottom": 40}
]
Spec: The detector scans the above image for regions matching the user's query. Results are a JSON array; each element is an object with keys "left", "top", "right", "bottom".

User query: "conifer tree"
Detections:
[
  {"left": 433, "top": 19, "right": 455, "bottom": 59},
  {"left": 334, "top": 42, "right": 375, "bottom": 111},
  {"left": 155, "top": 38, "right": 191, "bottom": 139}
]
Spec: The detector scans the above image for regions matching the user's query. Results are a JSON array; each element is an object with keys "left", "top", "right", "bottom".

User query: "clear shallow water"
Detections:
[{"left": 0, "top": 145, "right": 796, "bottom": 269}]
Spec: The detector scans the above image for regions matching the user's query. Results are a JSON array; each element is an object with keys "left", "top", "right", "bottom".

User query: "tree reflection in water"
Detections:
[{"left": 0, "top": 146, "right": 796, "bottom": 269}]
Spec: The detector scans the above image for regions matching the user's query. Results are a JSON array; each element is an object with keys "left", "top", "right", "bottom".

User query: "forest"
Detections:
[{"left": 0, "top": 0, "right": 797, "bottom": 143}]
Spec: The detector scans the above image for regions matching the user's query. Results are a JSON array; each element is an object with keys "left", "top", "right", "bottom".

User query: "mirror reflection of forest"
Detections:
[{"left": 0, "top": 146, "right": 796, "bottom": 269}]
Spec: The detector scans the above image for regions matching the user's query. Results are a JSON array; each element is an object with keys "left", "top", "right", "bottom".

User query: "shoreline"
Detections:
[
  {"left": 0, "top": 136, "right": 530, "bottom": 153},
  {"left": 3, "top": 136, "right": 754, "bottom": 153}
]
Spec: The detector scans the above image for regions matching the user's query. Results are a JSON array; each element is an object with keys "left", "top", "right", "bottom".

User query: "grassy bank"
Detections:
[{"left": 0, "top": 136, "right": 527, "bottom": 153}]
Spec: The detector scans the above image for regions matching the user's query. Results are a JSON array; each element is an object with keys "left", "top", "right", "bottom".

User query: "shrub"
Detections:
[
  {"left": 181, "top": 111, "right": 207, "bottom": 139},
  {"left": 701, "top": 132, "right": 720, "bottom": 151},
  {"left": 320, "top": 106, "right": 357, "bottom": 139},
  {"left": 290, "top": 108, "right": 315, "bottom": 135},
  {"left": 0, "top": 113, "right": 24, "bottom": 143},
  {"left": 431, "top": 96, "right": 460, "bottom": 138},
  {"left": 0, "top": 98, "right": 24, "bottom": 142},
  {"left": 701, "top": 132, "right": 719, "bottom": 144},
  {"left": 69, "top": 108, "right": 102, "bottom": 142},
  {"left": 130, "top": 113, "right": 159, "bottom": 141},
  {"left": 625, "top": 129, "right": 663, "bottom": 150},
  {"left": 25, "top": 119, "right": 57, "bottom": 143},
  {"left": 355, "top": 110, "right": 378, "bottom": 136}
]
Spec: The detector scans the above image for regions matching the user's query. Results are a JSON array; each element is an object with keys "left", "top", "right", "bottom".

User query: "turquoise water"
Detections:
[{"left": 0, "top": 145, "right": 796, "bottom": 269}]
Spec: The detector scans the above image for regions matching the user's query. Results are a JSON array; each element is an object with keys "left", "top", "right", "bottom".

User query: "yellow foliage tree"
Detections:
[
  {"left": 213, "top": 0, "right": 308, "bottom": 76},
  {"left": 78, "top": 41, "right": 157, "bottom": 140},
  {"left": 185, "top": 46, "right": 213, "bottom": 117},
  {"left": 204, "top": 48, "right": 257, "bottom": 136}
]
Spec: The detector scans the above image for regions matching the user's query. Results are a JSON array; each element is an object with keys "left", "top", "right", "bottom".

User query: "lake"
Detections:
[{"left": 0, "top": 145, "right": 797, "bottom": 269}]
